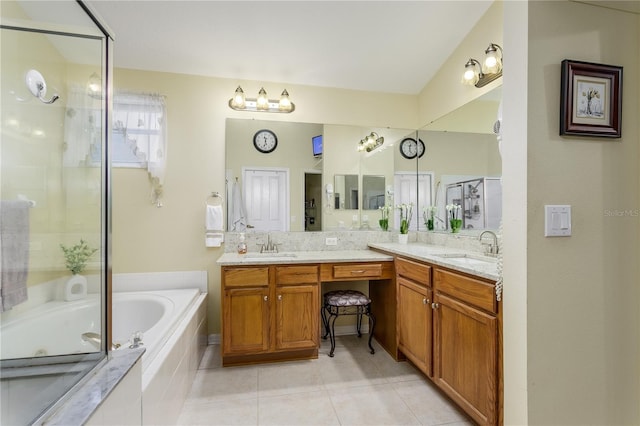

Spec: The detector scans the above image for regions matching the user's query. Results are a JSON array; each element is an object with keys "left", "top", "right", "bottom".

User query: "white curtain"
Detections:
[
  {"left": 63, "top": 83, "right": 101, "bottom": 167},
  {"left": 113, "top": 92, "right": 167, "bottom": 204}
]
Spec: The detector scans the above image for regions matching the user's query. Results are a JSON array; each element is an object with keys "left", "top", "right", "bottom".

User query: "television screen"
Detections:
[{"left": 312, "top": 135, "right": 323, "bottom": 157}]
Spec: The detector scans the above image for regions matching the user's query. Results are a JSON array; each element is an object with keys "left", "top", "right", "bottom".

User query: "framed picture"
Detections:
[{"left": 560, "top": 59, "right": 622, "bottom": 138}]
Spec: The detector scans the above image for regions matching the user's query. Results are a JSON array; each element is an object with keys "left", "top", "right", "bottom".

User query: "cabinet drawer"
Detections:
[
  {"left": 275, "top": 265, "right": 319, "bottom": 285},
  {"left": 396, "top": 257, "right": 431, "bottom": 286},
  {"left": 224, "top": 267, "right": 269, "bottom": 287},
  {"left": 331, "top": 263, "right": 382, "bottom": 279},
  {"left": 434, "top": 268, "right": 496, "bottom": 314}
]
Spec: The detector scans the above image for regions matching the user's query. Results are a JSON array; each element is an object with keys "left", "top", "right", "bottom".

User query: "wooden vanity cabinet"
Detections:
[
  {"left": 395, "top": 257, "right": 501, "bottom": 426},
  {"left": 222, "top": 265, "right": 319, "bottom": 365},
  {"left": 274, "top": 265, "right": 319, "bottom": 351},
  {"left": 396, "top": 258, "right": 433, "bottom": 377},
  {"left": 222, "top": 267, "right": 270, "bottom": 355},
  {"left": 433, "top": 268, "right": 499, "bottom": 426}
]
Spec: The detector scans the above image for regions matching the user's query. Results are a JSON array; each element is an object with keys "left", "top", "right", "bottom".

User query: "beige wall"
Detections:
[
  {"left": 502, "top": 1, "right": 640, "bottom": 424},
  {"left": 417, "top": 0, "right": 503, "bottom": 127},
  {"left": 111, "top": 69, "right": 418, "bottom": 334}
]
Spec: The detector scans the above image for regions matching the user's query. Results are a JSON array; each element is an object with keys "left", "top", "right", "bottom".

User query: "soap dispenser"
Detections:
[{"left": 237, "top": 233, "right": 247, "bottom": 254}]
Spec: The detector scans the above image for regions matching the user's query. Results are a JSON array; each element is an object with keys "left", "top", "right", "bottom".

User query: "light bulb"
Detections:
[
  {"left": 278, "top": 89, "right": 292, "bottom": 112},
  {"left": 256, "top": 87, "right": 269, "bottom": 110},
  {"left": 462, "top": 59, "right": 480, "bottom": 85},
  {"left": 232, "top": 86, "right": 246, "bottom": 109},
  {"left": 482, "top": 43, "right": 502, "bottom": 74}
]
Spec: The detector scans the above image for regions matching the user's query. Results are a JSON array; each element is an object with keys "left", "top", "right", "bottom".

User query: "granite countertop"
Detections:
[
  {"left": 217, "top": 249, "right": 393, "bottom": 265},
  {"left": 368, "top": 242, "right": 499, "bottom": 281},
  {"left": 217, "top": 244, "right": 499, "bottom": 282}
]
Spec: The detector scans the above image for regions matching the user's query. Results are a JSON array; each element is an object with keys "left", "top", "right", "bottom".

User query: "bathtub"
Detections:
[
  {"left": 111, "top": 287, "right": 208, "bottom": 425},
  {"left": 0, "top": 289, "right": 201, "bottom": 367},
  {"left": 1, "top": 277, "right": 208, "bottom": 426},
  {"left": 112, "top": 289, "right": 201, "bottom": 368}
]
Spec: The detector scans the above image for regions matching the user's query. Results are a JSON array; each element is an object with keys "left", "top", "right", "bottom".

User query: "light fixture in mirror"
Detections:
[
  {"left": 228, "top": 86, "right": 295, "bottom": 113},
  {"left": 357, "top": 132, "right": 384, "bottom": 153}
]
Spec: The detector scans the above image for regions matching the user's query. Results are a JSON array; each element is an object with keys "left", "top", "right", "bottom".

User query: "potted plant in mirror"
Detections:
[
  {"left": 423, "top": 205, "right": 437, "bottom": 231},
  {"left": 446, "top": 204, "right": 463, "bottom": 233},
  {"left": 378, "top": 204, "right": 391, "bottom": 231},
  {"left": 60, "top": 239, "right": 97, "bottom": 301},
  {"left": 396, "top": 203, "right": 413, "bottom": 244}
]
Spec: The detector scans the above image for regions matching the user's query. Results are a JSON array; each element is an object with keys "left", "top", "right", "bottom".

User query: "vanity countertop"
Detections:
[
  {"left": 217, "top": 249, "right": 394, "bottom": 266},
  {"left": 217, "top": 244, "right": 499, "bottom": 282},
  {"left": 368, "top": 242, "right": 499, "bottom": 281}
]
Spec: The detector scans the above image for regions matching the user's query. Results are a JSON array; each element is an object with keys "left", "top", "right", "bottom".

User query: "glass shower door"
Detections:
[{"left": 1, "top": 0, "right": 111, "bottom": 423}]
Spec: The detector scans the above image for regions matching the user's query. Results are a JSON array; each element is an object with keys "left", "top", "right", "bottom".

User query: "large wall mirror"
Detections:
[
  {"left": 225, "top": 88, "right": 501, "bottom": 233},
  {"left": 416, "top": 86, "right": 502, "bottom": 232}
]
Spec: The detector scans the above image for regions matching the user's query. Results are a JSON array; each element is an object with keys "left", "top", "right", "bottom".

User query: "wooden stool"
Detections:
[{"left": 321, "top": 290, "right": 376, "bottom": 357}]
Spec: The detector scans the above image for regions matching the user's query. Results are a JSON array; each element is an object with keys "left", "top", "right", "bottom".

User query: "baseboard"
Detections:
[{"left": 207, "top": 324, "right": 369, "bottom": 346}]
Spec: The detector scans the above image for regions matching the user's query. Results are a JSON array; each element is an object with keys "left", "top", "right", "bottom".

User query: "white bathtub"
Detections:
[
  {"left": 112, "top": 289, "right": 201, "bottom": 369},
  {"left": 0, "top": 289, "right": 200, "bottom": 367}
]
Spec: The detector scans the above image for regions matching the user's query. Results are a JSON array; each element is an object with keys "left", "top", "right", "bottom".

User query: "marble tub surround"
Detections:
[
  {"left": 368, "top": 242, "right": 499, "bottom": 281},
  {"left": 223, "top": 230, "right": 394, "bottom": 253},
  {"left": 44, "top": 348, "right": 145, "bottom": 425}
]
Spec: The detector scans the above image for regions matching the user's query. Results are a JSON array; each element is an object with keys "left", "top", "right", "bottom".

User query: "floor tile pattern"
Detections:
[{"left": 177, "top": 336, "right": 474, "bottom": 426}]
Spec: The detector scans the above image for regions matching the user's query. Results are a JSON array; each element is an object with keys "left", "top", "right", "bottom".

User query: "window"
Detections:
[{"left": 110, "top": 92, "right": 167, "bottom": 171}]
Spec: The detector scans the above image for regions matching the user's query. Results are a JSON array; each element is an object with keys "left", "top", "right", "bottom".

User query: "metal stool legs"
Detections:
[{"left": 321, "top": 303, "right": 375, "bottom": 357}]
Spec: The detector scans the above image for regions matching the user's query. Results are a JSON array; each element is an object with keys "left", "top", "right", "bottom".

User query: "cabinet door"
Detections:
[
  {"left": 433, "top": 293, "right": 498, "bottom": 426},
  {"left": 223, "top": 287, "right": 270, "bottom": 354},
  {"left": 397, "top": 276, "right": 432, "bottom": 377},
  {"left": 275, "top": 284, "right": 319, "bottom": 350}
]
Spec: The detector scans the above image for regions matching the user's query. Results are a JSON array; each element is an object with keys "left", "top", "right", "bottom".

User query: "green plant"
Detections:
[
  {"left": 378, "top": 204, "right": 392, "bottom": 231},
  {"left": 60, "top": 239, "right": 98, "bottom": 275},
  {"left": 423, "top": 206, "right": 437, "bottom": 231},
  {"left": 396, "top": 203, "right": 413, "bottom": 234}
]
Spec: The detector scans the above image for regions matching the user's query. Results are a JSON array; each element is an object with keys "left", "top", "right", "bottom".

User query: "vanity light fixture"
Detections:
[
  {"left": 357, "top": 132, "right": 384, "bottom": 153},
  {"left": 462, "top": 43, "right": 503, "bottom": 88},
  {"left": 228, "top": 86, "right": 295, "bottom": 113}
]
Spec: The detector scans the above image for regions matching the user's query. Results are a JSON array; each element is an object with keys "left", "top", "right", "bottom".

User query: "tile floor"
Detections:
[{"left": 177, "top": 335, "right": 474, "bottom": 425}]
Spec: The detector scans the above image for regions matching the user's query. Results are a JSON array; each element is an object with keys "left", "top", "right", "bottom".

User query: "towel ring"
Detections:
[{"left": 206, "top": 191, "right": 224, "bottom": 206}]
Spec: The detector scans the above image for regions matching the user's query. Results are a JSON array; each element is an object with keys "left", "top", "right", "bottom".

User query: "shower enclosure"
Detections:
[{"left": 0, "top": 1, "right": 112, "bottom": 424}]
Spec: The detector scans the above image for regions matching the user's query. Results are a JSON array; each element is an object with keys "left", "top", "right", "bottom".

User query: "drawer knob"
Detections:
[
  {"left": 431, "top": 302, "right": 439, "bottom": 309},
  {"left": 264, "top": 295, "right": 268, "bottom": 302},
  {"left": 422, "top": 298, "right": 430, "bottom": 305},
  {"left": 277, "top": 294, "right": 282, "bottom": 301}
]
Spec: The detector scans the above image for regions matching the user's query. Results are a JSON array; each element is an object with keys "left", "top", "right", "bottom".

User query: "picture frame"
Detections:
[{"left": 560, "top": 59, "right": 622, "bottom": 138}]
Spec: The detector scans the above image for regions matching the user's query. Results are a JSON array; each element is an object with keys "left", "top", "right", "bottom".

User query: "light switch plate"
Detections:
[{"left": 544, "top": 205, "right": 571, "bottom": 237}]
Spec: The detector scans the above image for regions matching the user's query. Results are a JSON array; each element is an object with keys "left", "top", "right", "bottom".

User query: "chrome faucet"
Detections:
[
  {"left": 260, "top": 233, "right": 279, "bottom": 253},
  {"left": 479, "top": 230, "right": 499, "bottom": 256}
]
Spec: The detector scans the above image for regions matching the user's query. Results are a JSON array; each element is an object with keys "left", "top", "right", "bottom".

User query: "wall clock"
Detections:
[
  {"left": 399, "top": 137, "right": 425, "bottom": 159},
  {"left": 253, "top": 129, "right": 278, "bottom": 153}
]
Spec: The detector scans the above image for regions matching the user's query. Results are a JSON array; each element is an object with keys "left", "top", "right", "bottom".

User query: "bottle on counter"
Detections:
[{"left": 237, "top": 232, "right": 247, "bottom": 254}]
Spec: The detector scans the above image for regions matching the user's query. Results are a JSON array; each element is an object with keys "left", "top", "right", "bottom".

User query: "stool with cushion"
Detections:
[{"left": 321, "top": 289, "right": 376, "bottom": 357}]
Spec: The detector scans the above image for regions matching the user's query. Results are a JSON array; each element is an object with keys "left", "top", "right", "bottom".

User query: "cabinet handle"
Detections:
[
  {"left": 277, "top": 294, "right": 282, "bottom": 301},
  {"left": 431, "top": 302, "right": 439, "bottom": 309},
  {"left": 351, "top": 270, "right": 366, "bottom": 274},
  {"left": 264, "top": 296, "right": 268, "bottom": 302},
  {"left": 422, "top": 298, "right": 430, "bottom": 305}
]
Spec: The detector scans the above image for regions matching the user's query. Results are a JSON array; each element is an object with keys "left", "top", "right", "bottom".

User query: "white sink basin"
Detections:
[
  {"left": 243, "top": 252, "right": 297, "bottom": 260},
  {"left": 434, "top": 253, "right": 497, "bottom": 266}
]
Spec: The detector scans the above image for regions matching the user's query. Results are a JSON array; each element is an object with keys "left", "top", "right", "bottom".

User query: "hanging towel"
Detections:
[
  {"left": 206, "top": 204, "right": 224, "bottom": 231},
  {"left": 205, "top": 204, "right": 224, "bottom": 247},
  {"left": 231, "top": 180, "right": 247, "bottom": 231},
  {"left": 0, "top": 200, "right": 30, "bottom": 312}
]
